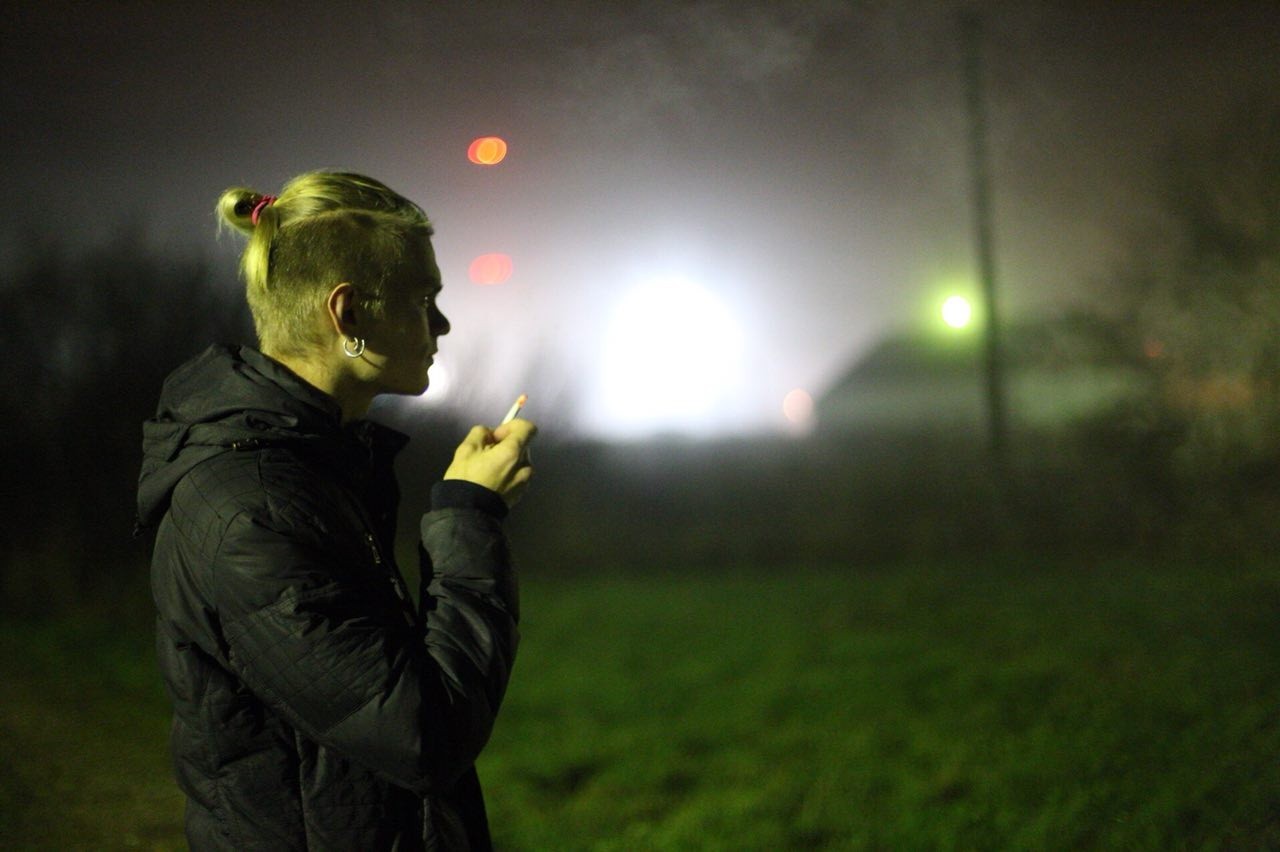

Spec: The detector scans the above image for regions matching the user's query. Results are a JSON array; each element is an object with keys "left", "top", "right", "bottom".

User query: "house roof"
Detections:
[{"left": 822, "top": 312, "right": 1137, "bottom": 398}]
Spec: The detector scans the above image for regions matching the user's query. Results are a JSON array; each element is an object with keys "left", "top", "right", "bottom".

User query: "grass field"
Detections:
[{"left": 2, "top": 556, "right": 1278, "bottom": 850}]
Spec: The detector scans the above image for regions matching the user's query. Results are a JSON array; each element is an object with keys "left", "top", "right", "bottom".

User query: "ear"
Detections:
[{"left": 324, "top": 282, "right": 360, "bottom": 337}]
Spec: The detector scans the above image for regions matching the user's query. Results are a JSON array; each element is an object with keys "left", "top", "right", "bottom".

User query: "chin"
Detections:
[{"left": 380, "top": 376, "right": 430, "bottom": 398}]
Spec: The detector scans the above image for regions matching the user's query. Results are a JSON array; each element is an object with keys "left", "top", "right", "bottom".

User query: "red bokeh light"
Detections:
[
  {"left": 467, "top": 137, "right": 508, "bottom": 165},
  {"left": 469, "top": 253, "right": 513, "bottom": 285}
]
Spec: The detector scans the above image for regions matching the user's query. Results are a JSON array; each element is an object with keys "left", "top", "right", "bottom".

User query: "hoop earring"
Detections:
[{"left": 342, "top": 336, "right": 366, "bottom": 358}]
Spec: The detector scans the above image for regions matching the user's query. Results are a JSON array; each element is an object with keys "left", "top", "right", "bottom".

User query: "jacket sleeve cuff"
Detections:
[{"left": 431, "top": 479, "right": 509, "bottom": 520}]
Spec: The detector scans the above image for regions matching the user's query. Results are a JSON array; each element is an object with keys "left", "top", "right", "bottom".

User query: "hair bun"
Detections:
[{"left": 216, "top": 186, "right": 269, "bottom": 236}]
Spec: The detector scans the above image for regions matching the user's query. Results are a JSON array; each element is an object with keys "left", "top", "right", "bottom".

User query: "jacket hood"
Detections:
[{"left": 136, "top": 344, "right": 406, "bottom": 529}]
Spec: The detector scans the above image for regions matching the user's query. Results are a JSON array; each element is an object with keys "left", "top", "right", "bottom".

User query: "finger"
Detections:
[
  {"left": 511, "top": 464, "right": 534, "bottom": 488},
  {"left": 459, "top": 424, "right": 492, "bottom": 451},
  {"left": 493, "top": 418, "right": 537, "bottom": 444},
  {"left": 501, "top": 469, "right": 533, "bottom": 507},
  {"left": 488, "top": 436, "right": 526, "bottom": 468}
]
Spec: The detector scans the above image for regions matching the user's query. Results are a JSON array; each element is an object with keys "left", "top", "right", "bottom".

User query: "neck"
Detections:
[{"left": 266, "top": 349, "right": 374, "bottom": 423}]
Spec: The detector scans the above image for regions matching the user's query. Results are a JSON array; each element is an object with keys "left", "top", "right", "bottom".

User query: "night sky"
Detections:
[{"left": 5, "top": 1, "right": 1279, "bottom": 437}]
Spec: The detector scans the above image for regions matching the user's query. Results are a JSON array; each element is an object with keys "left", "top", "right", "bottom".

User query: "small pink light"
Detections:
[
  {"left": 782, "top": 388, "right": 814, "bottom": 425},
  {"left": 469, "top": 253, "right": 513, "bottom": 285}
]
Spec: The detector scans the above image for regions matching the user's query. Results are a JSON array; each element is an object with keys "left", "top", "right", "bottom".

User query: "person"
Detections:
[{"left": 135, "top": 171, "right": 536, "bottom": 850}]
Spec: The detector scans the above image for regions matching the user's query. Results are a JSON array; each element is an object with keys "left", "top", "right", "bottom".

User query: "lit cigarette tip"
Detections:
[{"left": 501, "top": 394, "right": 528, "bottom": 424}]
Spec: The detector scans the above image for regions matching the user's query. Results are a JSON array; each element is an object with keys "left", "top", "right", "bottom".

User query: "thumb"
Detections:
[{"left": 493, "top": 419, "right": 537, "bottom": 444}]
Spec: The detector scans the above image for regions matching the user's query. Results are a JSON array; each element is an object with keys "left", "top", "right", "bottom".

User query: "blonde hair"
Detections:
[{"left": 216, "top": 171, "right": 434, "bottom": 356}]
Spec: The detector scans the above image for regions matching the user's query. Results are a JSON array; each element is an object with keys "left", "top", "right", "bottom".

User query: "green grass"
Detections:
[
  {"left": 0, "top": 616, "right": 183, "bottom": 850},
  {"left": 2, "top": 557, "right": 1278, "bottom": 850}
]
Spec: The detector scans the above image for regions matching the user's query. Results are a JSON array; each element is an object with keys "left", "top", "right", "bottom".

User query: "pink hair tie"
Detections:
[{"left": 250, "top": 195, "right": 278, "bottom": 225}]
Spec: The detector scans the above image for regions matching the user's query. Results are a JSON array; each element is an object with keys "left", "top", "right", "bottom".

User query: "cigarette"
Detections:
[{"left": 500, "top": 394, "right": 528, "bottom": 425}]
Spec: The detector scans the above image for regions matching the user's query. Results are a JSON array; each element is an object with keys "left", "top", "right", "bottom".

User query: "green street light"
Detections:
[{"left": 942, "top": 295, "right": 973, "bottom": 329}]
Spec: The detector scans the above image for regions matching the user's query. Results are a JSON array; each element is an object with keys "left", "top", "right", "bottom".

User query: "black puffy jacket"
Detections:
[{"left": 136, "top": 345, "right": 518, "bottom": 851}]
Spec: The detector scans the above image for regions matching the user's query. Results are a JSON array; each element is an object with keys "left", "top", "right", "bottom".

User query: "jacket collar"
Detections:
[{"left": 137, "top": 344, "right": 409, "bottom": 529}]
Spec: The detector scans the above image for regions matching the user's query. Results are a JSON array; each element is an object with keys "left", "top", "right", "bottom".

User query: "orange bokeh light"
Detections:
[
  {"left": 469, "top": 253, "right": 513, "bottom": 285},
  {"left": 467, "top": 136, "right": 508, "bottom": 165}
]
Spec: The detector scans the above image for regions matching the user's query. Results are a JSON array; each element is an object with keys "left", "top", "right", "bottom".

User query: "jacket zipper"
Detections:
[
  {"left": 363, "top": 532, "right": 383, "bottom": 566},
  {"left": 365, "top": 532, "right": 415, "bottom": 626}
]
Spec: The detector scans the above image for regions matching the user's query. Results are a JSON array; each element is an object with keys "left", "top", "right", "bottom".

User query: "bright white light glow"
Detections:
[
  {"left": 591, "top": 276, "right": 745, "bottom": 436},
  {"left": 942, "top": 295, "right": 973, "bottom": 329}
]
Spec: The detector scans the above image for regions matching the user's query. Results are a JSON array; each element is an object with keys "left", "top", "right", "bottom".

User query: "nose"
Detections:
[{"left": 430, "top": 303, "right": 451, "bottom": 337}]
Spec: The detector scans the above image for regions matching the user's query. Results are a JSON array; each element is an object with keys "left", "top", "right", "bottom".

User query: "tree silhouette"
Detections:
[
  {"left": 2, "top": 235, "right": 252, "bottom": 612},
  {"left": 1102, "top": 102, "right": 1280, "bottom": 479}
]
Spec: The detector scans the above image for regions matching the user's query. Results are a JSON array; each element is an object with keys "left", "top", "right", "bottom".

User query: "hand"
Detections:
[{"left": 442, "top": 418, "right": 537, "bottom": 507}]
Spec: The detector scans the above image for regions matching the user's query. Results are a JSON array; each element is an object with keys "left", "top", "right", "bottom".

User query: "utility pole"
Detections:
[{"left": 960, "top": 10, "right": 1009, "bottom": 465}]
